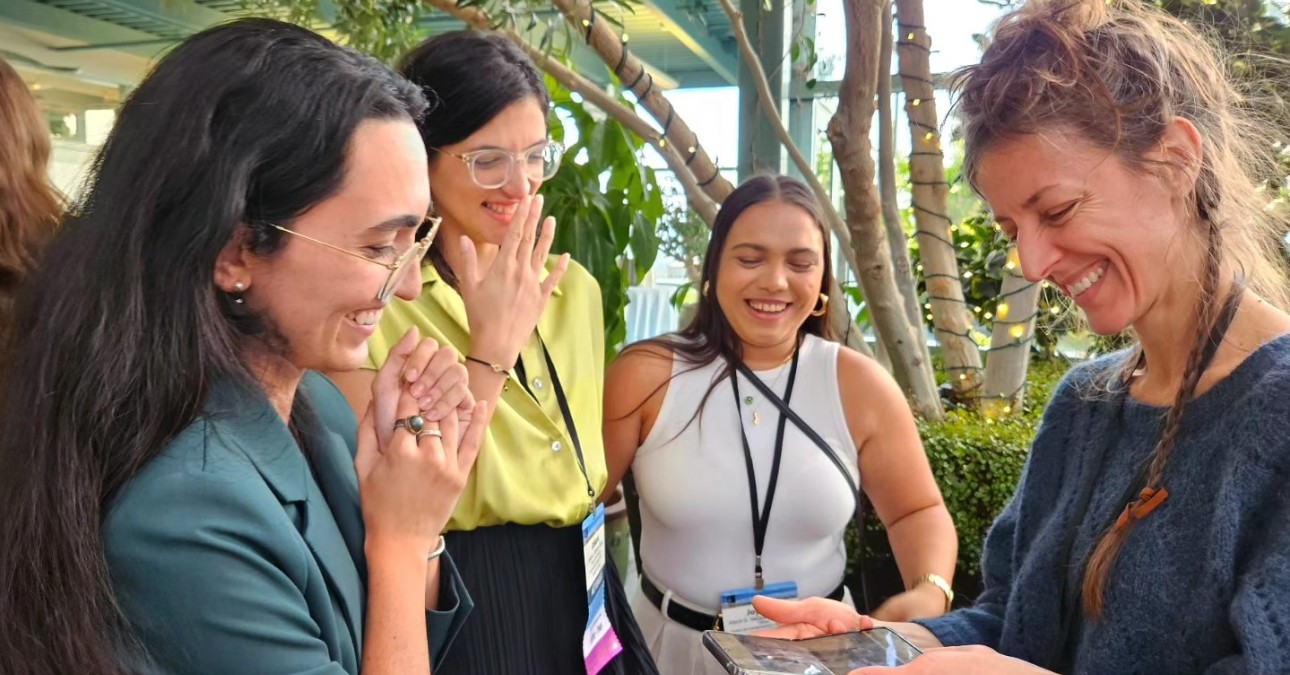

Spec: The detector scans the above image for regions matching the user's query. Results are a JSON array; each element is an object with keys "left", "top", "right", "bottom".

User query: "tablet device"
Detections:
[{"left": 702, "top": 627, "right": 922, "bottom": 674}]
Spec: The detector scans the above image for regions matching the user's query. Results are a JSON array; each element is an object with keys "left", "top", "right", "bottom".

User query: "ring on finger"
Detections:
[
  {"left": 393, "top": 415, "right": 426, "bottom": 435},
  {"left": 416, "top": 428, "right": 444, "bottom": 441}
]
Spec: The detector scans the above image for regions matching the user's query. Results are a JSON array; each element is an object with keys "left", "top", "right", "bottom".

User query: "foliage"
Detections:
[
  {"left": 241, "top": 0, "right": 425, "bottom": 62},
  {"left": 847, "top": 357, "right": 1072, "bottom": 588},
  {"left": 655, "top": 191, "right": 710, "bottom": 284},
  {"left": 902, "top": 146, "right": 1070, "bottom": 359},
  {"left": 542, "top": 80, "right": 666, "bottom": 354}
]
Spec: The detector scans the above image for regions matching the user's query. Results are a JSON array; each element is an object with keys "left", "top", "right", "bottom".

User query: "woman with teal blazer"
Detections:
[{"left": 0, "top": 20, "right": 487, "bottom": 675}]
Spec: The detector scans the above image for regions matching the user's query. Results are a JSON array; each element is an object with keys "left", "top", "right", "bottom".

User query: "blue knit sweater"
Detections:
[{"left": 917, "top": 335, "right": 1290, "bottom": 674}]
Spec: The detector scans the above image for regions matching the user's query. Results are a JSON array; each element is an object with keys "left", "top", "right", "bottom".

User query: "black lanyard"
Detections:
[
  {"left": 729, "top": 347, "right": 801, "bottom": 590},
  {"left": 516, "top": 332, "right": 596, "bottom": 513}
]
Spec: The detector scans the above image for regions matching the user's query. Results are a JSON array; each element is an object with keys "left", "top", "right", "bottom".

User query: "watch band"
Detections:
[{"left": 915, "top": 572, "right": 954, "bottom": 613}]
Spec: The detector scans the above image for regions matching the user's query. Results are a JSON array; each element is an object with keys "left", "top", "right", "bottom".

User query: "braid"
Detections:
[{"left": 1081, "top": 221, "right": 1224, "bottom": 618}]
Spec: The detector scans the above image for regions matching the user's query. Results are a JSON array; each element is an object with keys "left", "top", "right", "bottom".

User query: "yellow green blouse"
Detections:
[{"left": 366, "top": 257, "right": 608, "bottom": 531}]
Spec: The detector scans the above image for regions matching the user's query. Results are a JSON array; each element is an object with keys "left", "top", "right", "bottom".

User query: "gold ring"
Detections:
[{"left": 393, "top": 415, "right": 425, "bottom": 434}]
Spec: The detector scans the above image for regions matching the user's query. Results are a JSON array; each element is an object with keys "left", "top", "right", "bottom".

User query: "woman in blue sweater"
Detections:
[{"left": 756, "top": 1, "right": 1290, "bottom": 673}]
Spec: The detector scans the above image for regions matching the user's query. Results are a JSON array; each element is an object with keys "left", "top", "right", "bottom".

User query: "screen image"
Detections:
[{"left": 703, "top": 628, "right": 922, "bottom": 675}]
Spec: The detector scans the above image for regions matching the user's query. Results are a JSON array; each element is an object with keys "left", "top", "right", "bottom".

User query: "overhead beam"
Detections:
[
  {"left": 0, "top": 0, "right": 177, "bottom": 60},
  {"left": 634, "top": 0, "right": 737, "bottom": 84},
  {"left": 88, "top": 0, "right": 228, "bottom": 36}
]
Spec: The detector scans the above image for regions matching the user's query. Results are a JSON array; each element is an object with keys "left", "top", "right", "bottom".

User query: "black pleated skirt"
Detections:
[{"left": 437, "top": 523, "right": 659, "bottom": 675}]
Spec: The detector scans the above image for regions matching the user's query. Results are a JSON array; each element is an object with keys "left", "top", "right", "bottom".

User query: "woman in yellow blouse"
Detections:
[{"left": 328, "top": 31, "right": 656, "bottom": 675}]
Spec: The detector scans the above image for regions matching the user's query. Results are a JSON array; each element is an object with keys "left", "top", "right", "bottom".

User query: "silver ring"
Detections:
[
  {"left": 393, "top": 415, "right": 425, "bottom": 435},
  {"left": 416, "top": 428, "right": 444, "bottom": 440}
]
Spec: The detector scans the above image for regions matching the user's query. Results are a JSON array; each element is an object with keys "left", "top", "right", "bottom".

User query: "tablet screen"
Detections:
[{"left": 703, "top": 628, "right": 922, "bottom": 674}]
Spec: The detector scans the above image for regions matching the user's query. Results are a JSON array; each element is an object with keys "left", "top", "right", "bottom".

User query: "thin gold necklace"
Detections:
[{"left": 742, "top": 359, "right": 793, "bottom": 426}]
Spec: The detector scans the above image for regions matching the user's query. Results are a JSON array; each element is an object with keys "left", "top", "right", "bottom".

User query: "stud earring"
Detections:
[
  {"left": 232, "top": 281, "right": 246, "bottom": 304},
  {"left": 233, "top": 281, "right": 246, "bottom": 292}
]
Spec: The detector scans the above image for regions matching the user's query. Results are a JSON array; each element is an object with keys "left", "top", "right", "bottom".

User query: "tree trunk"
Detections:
[
  {"left": 828, "top": 278, "right": 875, "bottom": 358},
  {"left": 830, "top": 0, "right": 942, "bottom": 419},
  {"left": 546, "top": 0, "right": 735, "bottom": 203},
  {"left": 982, "top": 249, "right": 1039, "bottom": 417},
  {"left": 878, "top": 1, "right": 928, "bottom": 356},
  {"left": 893, "top": 0, "right": 983, "bottom": 398}
]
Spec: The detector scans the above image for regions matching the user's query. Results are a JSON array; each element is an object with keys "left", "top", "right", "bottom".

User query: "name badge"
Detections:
[
  {"left": 719, "top": 580, "right": 798, "bottom": 634},
  {"left": 581, "top": 505, "right": 621, "bottom": 674}
]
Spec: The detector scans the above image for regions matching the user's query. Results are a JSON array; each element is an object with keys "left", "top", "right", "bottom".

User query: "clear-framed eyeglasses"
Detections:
[
  {"left": 271, "top": 216, "right": 442, "bottom": 303},
  {"left": 435, "top": 140, "right": 564, "bottom": 189}
]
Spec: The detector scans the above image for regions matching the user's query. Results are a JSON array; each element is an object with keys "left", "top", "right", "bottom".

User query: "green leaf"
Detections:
[{"left": 629, "top": 211, "right": 660, "bottom": 275}]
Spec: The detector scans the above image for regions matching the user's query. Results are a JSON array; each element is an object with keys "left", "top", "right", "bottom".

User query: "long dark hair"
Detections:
[
  {"left": 623, "top": 174, "right": 835, "bottom": 424},
  {"left": 0, "top": 19, "right": 426, "bottom": 675},
  {"left": 397, "top": 30, "right": 551, "bottom": 286},
  {"left": 954, "top": 0, "right": 1289, "bottom": 619},
  {"left": 0, "top": 57, "right": 61, "bottom": 348}
]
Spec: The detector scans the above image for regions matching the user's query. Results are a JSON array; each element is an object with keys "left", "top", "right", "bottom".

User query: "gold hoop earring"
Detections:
[
  {"left": 702, "top": 281, "right": 710, "bottom": 298},
  {"left": 810, "top": 292, "right": 829, "bottom": 317}
]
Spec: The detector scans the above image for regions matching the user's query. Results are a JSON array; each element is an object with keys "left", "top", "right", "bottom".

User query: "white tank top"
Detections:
[{"left": 633, "top": 333, "right": 860, "bottom": 612}]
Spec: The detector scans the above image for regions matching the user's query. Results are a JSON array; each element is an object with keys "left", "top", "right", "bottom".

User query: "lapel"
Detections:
[{"left": 203, "top": 377, "right": 365, "bottom": 658}]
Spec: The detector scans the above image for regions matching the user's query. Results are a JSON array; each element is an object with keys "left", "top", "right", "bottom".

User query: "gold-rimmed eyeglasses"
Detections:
[
  {"left": 271, "top": 216, "right": 441, "bottom": 303},
  {"left": 434, "top": 140, "right": 564, "bottom": 189}
]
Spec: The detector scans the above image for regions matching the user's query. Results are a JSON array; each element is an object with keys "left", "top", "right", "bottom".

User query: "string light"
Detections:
[
  {"left": 1009, "top": 324, "right": 1026, "bottom": 339},
  {"left": 996, "top": 302, "right": 1009, "bottom": 320}
]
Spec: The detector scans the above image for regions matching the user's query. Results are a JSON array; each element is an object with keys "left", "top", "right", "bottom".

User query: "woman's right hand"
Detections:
[
  {"left": 355, "top": 328, "right": 493, "bottom": 556},
  {"left": 455, "top": 193, "right": 568, "bottom": 367},
  {"left": 751, "top": 596, "right": 944, "bottom": 652}
]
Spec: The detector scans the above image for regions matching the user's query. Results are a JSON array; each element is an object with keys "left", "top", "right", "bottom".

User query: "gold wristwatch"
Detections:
[{"left": 915, "top": 573, "right": 954, "bottom": 613}]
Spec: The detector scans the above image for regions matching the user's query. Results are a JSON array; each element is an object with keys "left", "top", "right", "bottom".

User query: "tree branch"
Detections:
[
  {"left": 715, "top": 0, "right": 857, "bottom": 267},
  {"left": 544, "top": 0, "right": 736, "bottom": 203}
]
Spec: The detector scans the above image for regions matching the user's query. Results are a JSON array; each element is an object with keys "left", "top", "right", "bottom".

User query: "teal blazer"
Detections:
[{"left": 103, "top": 372, "right": 472, "bottom": 674}]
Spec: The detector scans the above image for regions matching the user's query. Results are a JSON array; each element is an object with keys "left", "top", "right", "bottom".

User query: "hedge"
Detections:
[{"left": 846, "top": 358, "right": 1073, "bottom": 606}]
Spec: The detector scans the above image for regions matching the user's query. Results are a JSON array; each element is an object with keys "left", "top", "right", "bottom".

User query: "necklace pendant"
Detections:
[{"left": 752, "top": 410, "right": 761, "bottom": 426}]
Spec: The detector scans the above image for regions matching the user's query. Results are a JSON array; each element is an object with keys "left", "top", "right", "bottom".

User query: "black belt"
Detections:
[{"left": 641, "top": 574, "right": 846, "bottom": 633}]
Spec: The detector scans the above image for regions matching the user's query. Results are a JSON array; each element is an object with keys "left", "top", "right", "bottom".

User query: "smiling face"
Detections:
[
  {"left": 977, "top": 129, "right": 1204, "bottom": 336},
  {"left": 713, "top": 200, "right": 827, "bottom": 357},
  {"left": 233, "top": 118, "right": 431, "bottom": 373},
  {"left": 427, "top": 96, "right": 548, "bottom": 247}
]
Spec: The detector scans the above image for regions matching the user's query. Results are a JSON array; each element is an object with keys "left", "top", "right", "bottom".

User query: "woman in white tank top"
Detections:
[{"left": 601, "top": 175, "right": 959, "bottom": 675}]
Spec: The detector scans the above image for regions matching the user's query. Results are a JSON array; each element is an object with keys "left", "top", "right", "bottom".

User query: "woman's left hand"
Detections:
[
  {"left": 402, "top": 342, "right": 474, "bottom": 425},
  {"left": 870, "top": 585, "right": 949, "bottom": 622},
  {"left": 849, "top": 646, "right": 1056, "bottom": 675}
]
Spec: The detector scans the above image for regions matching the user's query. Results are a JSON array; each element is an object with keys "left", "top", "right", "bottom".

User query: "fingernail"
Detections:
[
  {"left": 411, "top": 383, "right": 425, "bottom": 397},
  {"left": 405, "top": 369, "right": 418, "bottom": 383},
  {"left": 426, "top": 408, "right": 446, "bottom": 421},
  {"left": 419, "top": 396, "right": 437, "bottom": 410}
]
